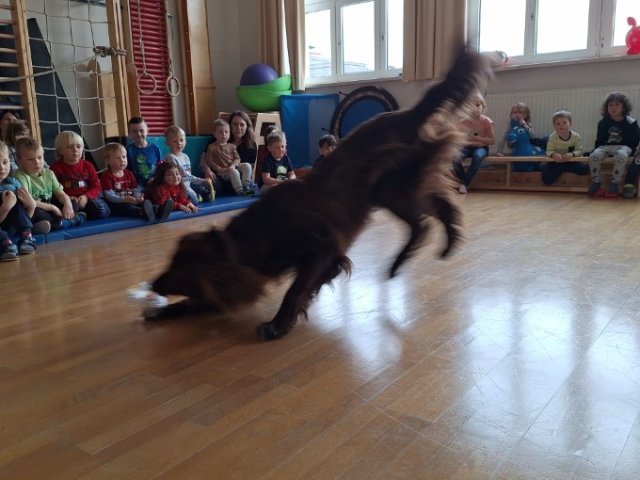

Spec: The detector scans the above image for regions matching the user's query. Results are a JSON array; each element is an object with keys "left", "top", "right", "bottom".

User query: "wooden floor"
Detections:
[{"left": 2, "top": 192, "right": 640, "bottom": 479}]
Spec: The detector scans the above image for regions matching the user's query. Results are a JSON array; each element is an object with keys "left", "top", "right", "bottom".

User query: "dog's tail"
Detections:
[{"left": 409, "top": 45, "right": 494, "bottom": 125}]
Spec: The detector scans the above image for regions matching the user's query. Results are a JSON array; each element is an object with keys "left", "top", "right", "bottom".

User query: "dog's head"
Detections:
[{"left": 152, "top": 228, "right": 264, "bottom": 311}]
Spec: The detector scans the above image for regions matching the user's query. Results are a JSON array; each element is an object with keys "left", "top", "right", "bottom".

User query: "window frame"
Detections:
[
  {"left": 304, "top": 0, "right": 402, "bottom": 86},
  {"left": 467, "top": 0, "right": 630, "bottom": 67}
]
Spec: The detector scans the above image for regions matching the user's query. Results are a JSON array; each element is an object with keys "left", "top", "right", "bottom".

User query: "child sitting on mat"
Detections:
[
  {"left": 51, "top": 130, "right": 110, "bottom": 219},
  {"left": 100, "top": 142, "right": 156, "bottom": 221},
  {"left": 14, "top": 137, "right": 86, "bottom": 231},
  {"left": 145, "top": 159, "right": 197, "bottom": 218}
]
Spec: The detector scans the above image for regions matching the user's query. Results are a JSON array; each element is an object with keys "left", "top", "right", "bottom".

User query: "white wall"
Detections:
[{"left": 208, "top": 0, "right": 260, "bottom": 116}]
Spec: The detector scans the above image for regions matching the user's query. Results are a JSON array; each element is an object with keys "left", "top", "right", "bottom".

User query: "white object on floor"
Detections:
[{"left": 127, "top": 281, "right": 169, "bottom": 312}]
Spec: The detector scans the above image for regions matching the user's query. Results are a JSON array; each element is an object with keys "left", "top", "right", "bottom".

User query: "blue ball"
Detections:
[{"left": 240, "top": 63, "right": 278, "bottom": 86}]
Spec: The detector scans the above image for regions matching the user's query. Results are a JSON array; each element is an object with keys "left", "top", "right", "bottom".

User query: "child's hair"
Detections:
[
  {"left": 601, "top": 92, "right": 632, "bottom": 117},
  {"left": 5, "top": 120, "right": 30, "bottom": 147},
  {"left": 471, "top": 92, "right": 487, "bottom": 109},
  {"left": 145, "top": 159, "right": 185, "bottom": 196},
  {"left": 552, "top": 110, "right": 572, "bottom": 124},
  {"left": 102, "top": 142, "right": 126, "bottom": 164},
  {"left": 510, "top": 102, "right": 531, "bottom": 123},
  {"left": 266, "top": 129, "right": 286, "bottom": 146},
  {"left": 15, "top": 136, "right": 41, "bottom": 158},
  {"left": 164, "top": 125, "right": 185, "bottom": 140},
  {"left": 318, "top": 133, "right": 337, "bottom": 148},
  {"left": 227, "top": 110, "right": 256, "bottom": 147},
  {"left": 0, "top": 140, "right": 8, "bottom": 156},
  {"left": 54, "top": 130, "right": 83, "bottom": 154},
  {"left": 128, "top": 116, "right": 146, "bottom": 128},
  {"left": 213, "top": 118, "right": 229, "bottom": 132}
]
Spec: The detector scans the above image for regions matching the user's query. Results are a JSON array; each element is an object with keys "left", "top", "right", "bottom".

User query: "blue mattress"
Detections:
[{"left": 35, "top": 195, "right": 256, "bottom": 244}]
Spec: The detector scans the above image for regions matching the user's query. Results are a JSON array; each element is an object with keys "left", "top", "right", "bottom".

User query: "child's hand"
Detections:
[
  {"left": 61, "top": 203, "right": 74, "bottom": 219},
  {"left": 1, "top": 190, "right": 16, "bottom": 211},
  {"left": 550, "top": 152, "right": 562, "bottom": 162},
  {"left": 77, "top": 195, "right": 88, "bottom": 209},
  {"left": 123, "top": 195, "right": 138, "bottom": 204}
]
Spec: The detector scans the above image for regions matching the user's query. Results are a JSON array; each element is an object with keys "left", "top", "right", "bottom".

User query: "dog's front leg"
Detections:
[{"left": 256, "top": 257, "right": 338, "bottom": 340}]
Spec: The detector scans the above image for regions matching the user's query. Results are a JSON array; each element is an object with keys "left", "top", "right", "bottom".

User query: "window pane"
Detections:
[
  {"left": 387, "top": 0, "right": 403, "bottom": 70},
  {"left": 479, "top": 0, "right": 526, "bottom": 57},
  {"left": 613, "top": 0, "right": 636, "bottom": 46},
  {"left": 341, "top": 2, "right": 375, "bottom": 73},
  {"left": 537, "top": 0, "right": 589, "bottom": 53},
  {"left": 306, "top": 9, "right": 332, "bottom": 78}
]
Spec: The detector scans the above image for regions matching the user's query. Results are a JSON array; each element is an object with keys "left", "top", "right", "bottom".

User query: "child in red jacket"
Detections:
[
  {"left": 50, "top": 131, "right": 110, "bottom": 219},
  {"left": 145, "top": 159, "right": 198, "bottom": 217}
]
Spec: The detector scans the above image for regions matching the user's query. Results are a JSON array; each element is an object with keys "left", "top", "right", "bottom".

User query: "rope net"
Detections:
[{"left": 0, "top": 0, "right": 119, "bottom": 167}]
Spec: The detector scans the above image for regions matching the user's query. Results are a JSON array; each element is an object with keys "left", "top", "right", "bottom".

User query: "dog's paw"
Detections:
[{"left": 255, "top": 322, "right": 284, "bottom": 341}]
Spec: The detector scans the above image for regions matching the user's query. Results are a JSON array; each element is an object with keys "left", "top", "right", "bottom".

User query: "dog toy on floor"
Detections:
[{"left": 127, "top": 281, "right": 168, "bottom": 317}]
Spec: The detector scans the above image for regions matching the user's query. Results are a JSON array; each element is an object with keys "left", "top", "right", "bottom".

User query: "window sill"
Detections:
[
  {"left": 496, "top": 53, "right": 640, "bottom": 72},
  {"left": 305, "top": 72, "right": 402, "bottom": 89}
]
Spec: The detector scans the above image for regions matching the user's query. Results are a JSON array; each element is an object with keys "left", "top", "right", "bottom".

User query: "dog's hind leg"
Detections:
[
  {"left": 431, "top": 194, "right": 463, "bottom": 258},
  {"left": 388, "top": 217, "right": 430, "bottom": 278},
  {"left": 256, "top": 255, "right": 350, "bottom": 340}
]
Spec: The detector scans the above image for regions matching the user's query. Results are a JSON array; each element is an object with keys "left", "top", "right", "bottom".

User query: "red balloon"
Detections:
[{"left": 627, "top": 17, "right": 640, "bottom": 55}]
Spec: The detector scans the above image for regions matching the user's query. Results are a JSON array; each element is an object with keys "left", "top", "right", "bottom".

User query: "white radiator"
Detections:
[{"left": 485, "top": 85, "right": 640, "bottom": 153}]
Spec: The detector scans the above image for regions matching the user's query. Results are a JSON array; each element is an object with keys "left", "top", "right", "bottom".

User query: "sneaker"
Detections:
[
  {"left": 158, "top": 199, "right": 174, "bottom": 221},
  {"left": 588, "top": 182, "right": 604, "bottom": 196},
  {"left": 142, "top": 199, "right": 156, "bottom": 222},
  {"left": 622, "top": 183, "right": 635, "bottom": 199},
  {"left": 243, "top": 186, "right": 256, "bottom": 196},
  {"left": 73, "top": 212, "right": 87, "bottom": 226},
  {"left": 18, "top": 235, "right": 36, "bottom": 255},
  {"left": 32, "top": 220, "right": 51, "bottom": 235},
  {"left": 0, "top": 242, "right": 18, "bottom": 262},
  {"left": 604, "top": 182, "right": 620, "bottom": 198},
  {"left": 458, "top": 184, "right": 468, "bottom": 194}
]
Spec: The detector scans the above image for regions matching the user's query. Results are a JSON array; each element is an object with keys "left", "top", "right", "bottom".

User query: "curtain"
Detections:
[
  {"left": 259, "top": 0, "right": 306, "bottom": 91},
  {"left": 403, "top": 0, "right": 465, "bottom": 81}
]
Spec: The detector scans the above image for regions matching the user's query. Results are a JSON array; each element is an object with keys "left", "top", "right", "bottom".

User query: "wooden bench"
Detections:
[{"left": 466, "top": 156, "right": 632, "bottom": 194}]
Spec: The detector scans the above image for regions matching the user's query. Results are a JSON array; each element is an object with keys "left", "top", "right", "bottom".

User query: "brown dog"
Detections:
[{"left": 149, "top": 47, "right": 494, "bottom": 340}]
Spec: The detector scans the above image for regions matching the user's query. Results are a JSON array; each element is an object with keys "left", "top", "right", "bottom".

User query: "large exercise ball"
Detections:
[
  {"left": 235, "top": 75, "right": 292, "bottom": 112},
  {"left": 240, "top": 63, "right": 278, "bottom": 86}
]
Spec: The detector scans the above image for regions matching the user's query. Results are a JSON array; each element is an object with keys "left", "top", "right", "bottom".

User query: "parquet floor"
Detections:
[{"left": 1, "top": 192, "right": 640, "bottom": 479}]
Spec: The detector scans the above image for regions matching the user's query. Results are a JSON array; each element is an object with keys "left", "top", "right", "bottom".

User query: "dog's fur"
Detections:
[{"left": 149, "top": 47, "right": 494, "bottom": 340}]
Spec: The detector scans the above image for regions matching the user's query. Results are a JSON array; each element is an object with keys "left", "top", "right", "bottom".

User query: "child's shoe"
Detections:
[
  {"left": 588, "top": 182, "right": 604, "bottom": 196},
  {"left": 242, "top": 184, "right": 255, "bottom": 196},
  {"left": 18, "top": 235, "right": 37, "bottom": 255},
  {"left": 157, "top": 199, "right": 174, "bottom": 221},
  {"left": 32, "top": 220, "right": 51, "bottom": 235},
  {"left": 60, "top": 212, "right": 87, "bottom": 229},
  {"left": 142, "top": 199, "right": 156, "bottom": 222},
  {"left": 0, "top": 242, "right": 19, "bottom": 262},
  {"left": 622, "top": 183, "right": 635, "bottom": 199},
  {"left": 604, "top": 182, "right": 620, "bottom": 198},
  {"left": 73, "top": 212, "right": 87, "bottom": 226}
]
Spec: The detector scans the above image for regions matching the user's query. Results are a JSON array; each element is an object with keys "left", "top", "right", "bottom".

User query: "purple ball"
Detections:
[{"left": 240, "top": 63, "right": 278, "bottom": 86}]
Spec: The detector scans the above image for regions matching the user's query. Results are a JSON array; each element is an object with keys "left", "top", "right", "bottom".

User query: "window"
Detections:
[
  {"left": 468, "top": 0, "right": 636, "bottom": 65},
  {"left": 304, "top": 0, "right": 403, "bottom": 84}
]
